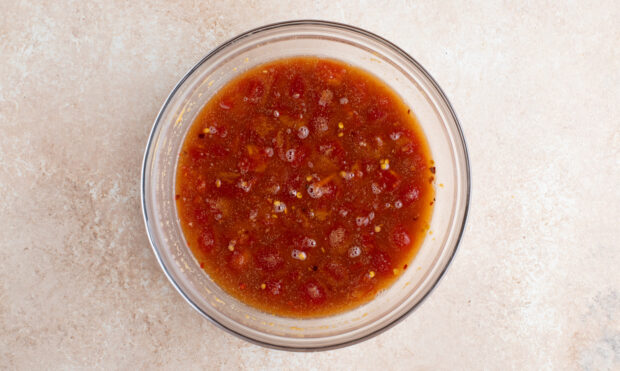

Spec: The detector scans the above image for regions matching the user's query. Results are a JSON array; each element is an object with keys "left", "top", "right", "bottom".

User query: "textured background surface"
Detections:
[{"left": 1, "top": 1, "right": 619, "bottom": 369}]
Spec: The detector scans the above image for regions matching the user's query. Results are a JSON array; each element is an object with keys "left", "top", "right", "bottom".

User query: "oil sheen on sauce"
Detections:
[{"left": 175, "top": 57, "right": 435, "bottom": 317}]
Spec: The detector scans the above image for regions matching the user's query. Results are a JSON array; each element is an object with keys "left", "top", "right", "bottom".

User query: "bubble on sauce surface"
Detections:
[
  {"left": 371, "top": 183, "right": 382, "bottom": 194},
  {"left": 390, "top": 132, "right": 401, "bottom": 140},
  {"left": 348, "top": 246, "right": 361, "bottom": 258},
  {"left": 307, "top": 184, "right": 323, "bottom": 199},
  {"left": 303, "top": 237, "right": 317, "bottom": 248},
  {"left": 273, "top": 110, "right": 280, "bottom": 117},
  {"left": 339, "top": 97, "right": 349, "bottom": 105},
  {"left": 274, "top": 201, "right": 286, "bottom": 213},
  {"left": 265, "top": 147, "right": 274, "bottom": 157},
  {"left": 406, "top": 187, "right": 420, "bottom": 201},
  {"left": 304, "top": 281, "right": 325, "bottom": 302},
  {"left": 329, "top": 227, "right": 345, "bottom": 247},
  {"left": 313, "top": 117, "right": 329, "bottom": 132},
  {"left": 318, "top": 89, "right": 333, "bottom": 106},
  {"left": 285, "top": 149, "right": 296, "bottom": 162},
  {"left": 356, "top": 216, "right": 369, "bottom": 227},
  {"left": 298, "top": 126, "right": 309, "bottom": 139},
  {"left": 394, "top": 200, "right": 403, "bottom": 209},
  {"left": 291, "top": 249, "right": 307, "bottom": 261},
  {"left": 341, "top": 171, "right": 355, "bottom": 180},
  {"left": 266, "top": 280, "right": 282, "bottom": 295},
  {"left": 237, "top": 179, "right": 252, "bottom": 192},
  {"left": 308, "top": 285, "right": 320, "bottom": 297}
]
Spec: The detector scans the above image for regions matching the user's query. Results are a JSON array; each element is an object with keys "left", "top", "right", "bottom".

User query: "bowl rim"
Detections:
[{"left": 141, "top": 19, "right": 471, "bottom": 351}]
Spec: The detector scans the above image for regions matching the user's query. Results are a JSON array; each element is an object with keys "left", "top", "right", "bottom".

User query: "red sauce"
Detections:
[{"left": 175, "top": 57, "right": 434, "bottom": 317}]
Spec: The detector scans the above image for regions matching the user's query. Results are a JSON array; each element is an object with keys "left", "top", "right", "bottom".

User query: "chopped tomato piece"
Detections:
[
  {"left": 303, "top": 280, "right": 326, "bottom": 304},
  {"left": 197, "top": 229, "right": 215, "bottom": 254}
]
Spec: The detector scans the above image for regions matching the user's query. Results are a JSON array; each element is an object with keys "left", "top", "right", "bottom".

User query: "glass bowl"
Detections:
[{"left": 141, "top": 20, "right": 470, "bottom": 351}]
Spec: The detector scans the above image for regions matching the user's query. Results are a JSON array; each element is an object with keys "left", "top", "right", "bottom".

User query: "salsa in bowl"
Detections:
[{"left": 142, "top": 20, "right": 469, "bottom": 350}]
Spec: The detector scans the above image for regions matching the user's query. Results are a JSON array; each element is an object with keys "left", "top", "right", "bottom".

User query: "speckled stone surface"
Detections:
[{"left": 1, "top": 1, "right": 619, "bottom": 369}]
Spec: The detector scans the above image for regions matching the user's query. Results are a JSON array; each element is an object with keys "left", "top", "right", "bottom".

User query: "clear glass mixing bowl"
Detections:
[{"left": 142, "top": 20, "right": 470, "bottom": 350}]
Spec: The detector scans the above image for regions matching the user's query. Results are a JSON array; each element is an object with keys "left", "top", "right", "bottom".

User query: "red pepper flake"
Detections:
[
  {"left": 200, "top": 262, "right": 205, "bottom": 268},
  {"left": 198, "top": 133, "right": 205, "bottom": 139},
  {"left": 403, "top": 264, "right": 408, "bottom": 270},
  {"left": 239, "top": 283, "right": 247, "bottom": 290},
  {"left": 429, "top": 166, "right": 436, "bottom": 174},
  {"left": 407, "top": 109, "right": 411, "bottom": 114},
  {"left": 175, "top": 194, "right": 180, "bottom": 200}
]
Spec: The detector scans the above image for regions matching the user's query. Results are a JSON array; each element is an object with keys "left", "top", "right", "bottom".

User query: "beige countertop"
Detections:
[{"left": 1, "top": 1, "right": 619, "bottom": 369}]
